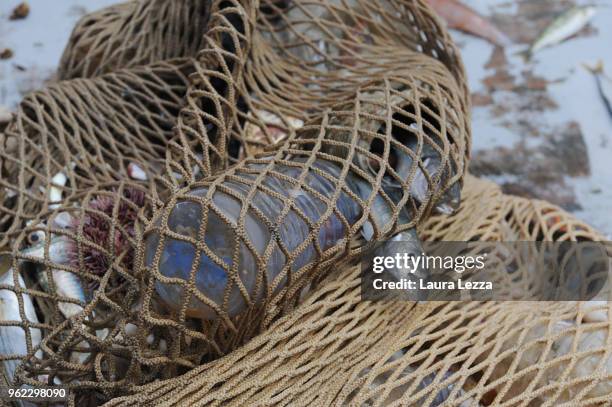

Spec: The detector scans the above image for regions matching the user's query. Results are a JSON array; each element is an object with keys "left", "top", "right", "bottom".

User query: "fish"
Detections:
[
  {"left": 390, "top": 142, "right": 461, "bottom": 215},
  {"left": 584, "top": 61, "right": 612, "bottom": 119},
  {"left": 267, "top": 1, "right": 377, "bottom": 75},
  {"left": 17, "top": 235, "right": 86, "bottom": 319},
  {"left": 0, "top": 255, "right": 42, "bottom": 385},
  {"left": 11, "top": 234, "right": 102, "bottom": 372},
  {"left": 422, "top": 146, "right": 461, "bottom": 215},
  {"left": 426, "top": 0, "right": 510, "bottom": 47},
  {"left": 523, "top": 6, "right": 597, "bottom": 60},
  {"left": 360, "top": 185, "right": 430, "bottom": 301},
  {"left": 411, "top": 369, "right": 464, "bottom": 406},
  {"left": 313, "top": 87, "right": 461, "bottom": 216},
  {"left": 376, "top": 98, "right": 461, "bottom": 215},
  {"left": 145, "top": 157, "right": 426, "bottom": 320},
  {"left": 492, "top": 317, "right": 612, "bottom": 400}
]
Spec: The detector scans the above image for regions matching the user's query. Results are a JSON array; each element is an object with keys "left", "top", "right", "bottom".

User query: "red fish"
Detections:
[{"left": 426, "top": 0, "right": 511, "bottom": 47}]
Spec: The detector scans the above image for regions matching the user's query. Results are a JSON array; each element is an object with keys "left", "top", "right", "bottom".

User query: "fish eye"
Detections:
[{"left": 28, "top": 230, "right": 44, "bottom": 244}]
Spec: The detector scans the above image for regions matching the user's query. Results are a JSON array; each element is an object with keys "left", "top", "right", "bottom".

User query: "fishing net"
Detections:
[
  {"left": 0, "top": 0, "right": 608, "bottom": 405},
  {"left": 106, "top": 177, "right": 611, "bottom": 407},
  {"left": 58, "top": 0, "right": 212, "bottom": 79}
]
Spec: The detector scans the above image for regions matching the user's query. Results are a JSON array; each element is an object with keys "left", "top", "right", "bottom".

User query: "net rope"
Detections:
[{"left": 0, "top": 0, "right": 608, "bottom": 405}]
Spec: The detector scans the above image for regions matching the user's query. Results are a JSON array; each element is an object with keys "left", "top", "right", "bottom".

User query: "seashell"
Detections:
[
  {"left": 49, "top": 171, "right": 67, "bottom": 210},
  {"left": 127, "top": 162, "right": 148, "bottom": 181}
]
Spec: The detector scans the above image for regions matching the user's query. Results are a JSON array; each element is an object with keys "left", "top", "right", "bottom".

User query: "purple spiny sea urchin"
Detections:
[{"left": 68, "top": 188, "right": 145, "bottom": 289}]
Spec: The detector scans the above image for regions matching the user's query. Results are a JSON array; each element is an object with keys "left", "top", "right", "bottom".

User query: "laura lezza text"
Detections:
[{"left": 372, "top": 278, "right": 493, "bottom": 290}]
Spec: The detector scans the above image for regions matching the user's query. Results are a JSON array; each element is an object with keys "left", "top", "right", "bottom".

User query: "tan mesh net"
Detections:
[
  {"left": 0, "top": 0, "right": 609, "bottom": 405},
  {"left": 105, "top": 177, "right": 611, "bottom": 407},
  {"left": 58, "top": 0, "right": 212, "bottom": 79}
]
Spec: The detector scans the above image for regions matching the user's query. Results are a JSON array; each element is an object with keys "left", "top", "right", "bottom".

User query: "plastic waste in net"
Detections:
[
  {"left": 105, "top": 177, "right": 612, "bottom": 407},
  {"left": 139, "top": 0, "right": 468, "bottom": 375},
  {"left": 2, "top": 0, "right": 606, "bottom": 405},
  {"left": 0, "top": 0, "right": 469, "bottom": 400}
]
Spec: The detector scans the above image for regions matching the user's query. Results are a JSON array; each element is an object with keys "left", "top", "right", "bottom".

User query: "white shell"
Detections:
[
  {"left": 127, "top": 162, "right": 148, "bottom": 181},
  {"left": 124, "top": 323, "right": 138, "bottom": 337},
  {"left": 49, "top": 171, "right": 67, "bottom": 210}
]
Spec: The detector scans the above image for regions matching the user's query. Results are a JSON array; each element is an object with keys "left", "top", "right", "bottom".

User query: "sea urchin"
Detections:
[{"left": 68, "top": 187, "right": 145, "bottom": 290}]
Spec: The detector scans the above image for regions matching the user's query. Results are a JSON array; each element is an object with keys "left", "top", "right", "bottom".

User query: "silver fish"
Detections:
[
  {"left": 523, "top": 6, "right": 596, "bottom": 60},
  {"left": 361, "top": 184, "right": 430, "bottom": 301},
  {"left": 584, "top": 61, "right": 612, "bottom": 119},
  {"left": 17, "top": 234, "right": 104, "bottom": 370},
  {"left": 17, "top": 235, "right": 86, "bottom": 319},
  {"left": 392, "top": 143, "right": 461, "bottom": 215},
  {"left": 0, "top": 255, "right": 42, "bottom": 385},
  {"left": 145, "top": 157, "right": 424, "bottom": 320},
  {"left": 408, "top": 368, "right": 477, "bottom": 406},
  {"left": 312, "top": 87, "right": 461, "bottom": 215},
  {"left": 380, "top": 111, "right": 461, "bottom": 216}
]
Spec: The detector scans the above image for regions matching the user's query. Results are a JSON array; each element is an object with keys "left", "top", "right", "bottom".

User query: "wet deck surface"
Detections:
[{"left": 1, "top": 0, "right": 610, "bottom": 236}]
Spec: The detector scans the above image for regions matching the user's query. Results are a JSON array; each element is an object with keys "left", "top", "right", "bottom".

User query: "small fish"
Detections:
[
  {"left": 421, "top": 147, "right": 462, "bottom": 215},
  {"left": 324, "top": 89, "right": 462, "bottom": 216},
  {"left": 523, "top": 6, "right": 596, "bottom": 60},
  {"left": 51, "top": 212, "right": 73, "bottom": 229},
  {"left": 380, "top": 117, "right": 461, "bottom": 216},
  {"left": 393, "top": 144, "right": 461, "bottom": 215},
  {"left": 426, "top": 0, "right": 510, "bottom": 47},
  {"left": 584, "top": 61, "right": 612, "bottom": 119},
  {"left": 0, "top": 256, "right": 42, "bottom": 384},
  {"left": 17, "top": 235, "right": 86, "bottom": 319}
]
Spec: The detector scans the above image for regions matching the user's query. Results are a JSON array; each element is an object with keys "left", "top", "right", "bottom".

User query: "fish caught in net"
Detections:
[{"left": 0, "top": 0, "right": 609, "bottom": 406}]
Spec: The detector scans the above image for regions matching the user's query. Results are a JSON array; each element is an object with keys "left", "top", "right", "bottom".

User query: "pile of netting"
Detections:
[{"left": 0, "top": 0, "right": 609, "bottom": 405}]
